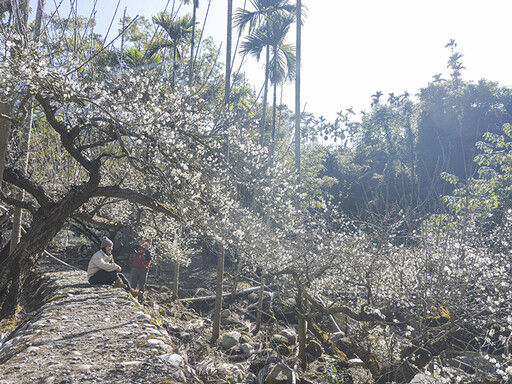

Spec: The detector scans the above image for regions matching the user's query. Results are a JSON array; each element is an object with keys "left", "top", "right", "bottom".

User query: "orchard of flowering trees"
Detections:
[{"left": 1, "top": 1, "right": 512, "bottom": 383}]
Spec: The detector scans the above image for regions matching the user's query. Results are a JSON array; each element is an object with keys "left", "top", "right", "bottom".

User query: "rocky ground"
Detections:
[
  {"left": 0, "top": 261, "right": 200, "bottom": 384},
  {"left": 0, "top": 246, "right": 355, "bottom": 384},
  {"left": 1, "top": 245, "right": 465, "bottom": 384}
]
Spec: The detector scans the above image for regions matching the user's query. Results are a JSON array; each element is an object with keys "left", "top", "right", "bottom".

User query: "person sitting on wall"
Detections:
[
  {"left": 131, "top": 238, "right": 154, "bottom": 304},
  {"left": 87, "top": 236, "right": 141, "bottom": 297}
]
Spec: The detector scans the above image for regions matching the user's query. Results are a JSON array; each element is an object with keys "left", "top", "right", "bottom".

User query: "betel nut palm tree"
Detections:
[
  {"left": 0, "top": 1, "right": 30, "bottom": 192},
  {"left": 180, "top": 0, "right": 199, "bottom": 87},
  {"left": 241, "top": 13, "right": 296, "bottom": 158},
  {"left": 123, "top": 46, "right": 162, "bottom": 71},
  {"left": 151, "top": 12, "right": 194, "bottom": 90},
  {"left": 234, "top": 0, "right": 295, "bottom": 145}
]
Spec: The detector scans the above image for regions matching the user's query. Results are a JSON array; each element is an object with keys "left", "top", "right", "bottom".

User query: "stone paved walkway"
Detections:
[{"left": 0, "top": 263, "right": 200, "bottom": 384}]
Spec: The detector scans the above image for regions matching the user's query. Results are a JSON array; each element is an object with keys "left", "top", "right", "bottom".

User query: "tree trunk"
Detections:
[
  {"left": 294, "top": 0, "right": 301, "bottom": 186},
  {"left": 11, "top": 0, "right": 45, "bottom": 255},
  {"left": 10, "top": 99, "right": 35, "bottom": 255},
  {"left": 0, "top": 1, "right": 30, "bottom": 191},
  {"left": 254, "top": 275, "right": 265, "bottom": 335},
  {"left": 172, "top": 49, "right": 177, "bottom": 91},
  {"left": 296, "top": 289, "right": 307, "bottom": 370},
  {"left": 10, "top": 193, "right": 23, "bottom": 254},
  {"left": 201, "top": 238, "right": 210, "bottom": 270},
  {"left": 33, "top": 0, "right": 46, "bottom": 38},
  {"left": 224, "top": 0, "right": 232, "bottom": 105},
  {"left": 260, "top": 44, "right": 270, "bottom": 146},
  {"left": 155, "top": 261, "right": 162, "bottom": 279},
  {"left": 211, "top": 242, "right": 224, "bottom": 342},
  {"left": 127, "top": 225, "right": 134, "bottom": 269},
  {"left": 0, "top": 183, "right": 94, "bottom": 318},
  {"left": 0, "top": 102, "right": 11, "bottom": 190},
  {"left": 120, "top": 8, "right": 126, "bottom": 71},
  {"left": 270, "top": 80, "right": 278, "bottom": 162},
  {"left": 188, "top": 3, "right": 197, "bottom": 88},
  {"left": 172, "top": 258, "right": 180, "bottom": 300}
]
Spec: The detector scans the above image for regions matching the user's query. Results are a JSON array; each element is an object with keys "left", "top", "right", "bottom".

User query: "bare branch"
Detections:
[
  {"left": 71, "top": 212, "right": 121, "bottom": 230},
  {"left": 92, "top": 186, "right": 181, "bottom": 222},
  {"left": 0, "top": 189, "right": 37, "bottom": 213},
  {"left": 35, "top": 95, "right": 100, "bottom": 175},
  {"left": 3, "top": 166, "right": 50, "bottom": 208}
]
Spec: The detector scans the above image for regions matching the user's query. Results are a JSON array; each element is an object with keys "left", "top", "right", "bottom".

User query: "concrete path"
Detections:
[{"left": 0, "top": 264, "right": 200, "bottom": 384}]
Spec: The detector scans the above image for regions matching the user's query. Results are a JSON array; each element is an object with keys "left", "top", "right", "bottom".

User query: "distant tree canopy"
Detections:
[
  {"left": 417, "top": 80, "right": 512, "bottom": 199},
  {"left": 310, "top": 76, "right": 512, "bottom": 222}
]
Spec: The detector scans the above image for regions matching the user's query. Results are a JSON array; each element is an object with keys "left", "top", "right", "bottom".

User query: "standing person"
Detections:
[
  {"left": 87, "top": 236, "right": 141, "bottom": 297},
  {"left": 131, "top": 238, "right": 154, "bottom": 304}
]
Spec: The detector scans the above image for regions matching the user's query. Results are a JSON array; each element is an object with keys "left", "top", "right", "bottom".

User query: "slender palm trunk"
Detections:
[
  {"left": 9, "top": 112, "right": 31, "bottom": 254},
  {"left": 294, "top": 0, "right": 301, "bottom": 186},
  {"left": 260, "top": 44, "right": 270, "bottom": 146},
  {"left": 120, "top": 8, "right": 126, "bottom": 70},
  {"left": 270, "top": 79, "right": 277, "bottom": 162},
  {"left": 224, "top": 0, "right": 233, "bottom": 105},
  {"left": 172, "top": 48, "right": 177, "bottom": 91},
  {"left": 188, "top": 5, "right": 196, "bottom": 88}
]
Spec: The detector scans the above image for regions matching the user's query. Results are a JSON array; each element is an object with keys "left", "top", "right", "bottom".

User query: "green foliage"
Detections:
[
  {"left": 119, "top": 15, "right": 154, "bottom": 49},
  {"left": 300, "top": 146, "right": 338, "bottom": 208},
  {"left": 416, "top": 74, "right": 512, "bottom": 205},
  {"left": 443, "top": 122, "right": 512, "bottom": 225},
  {"left": 319, "top": 97, "right": 416, "bottom": 218},
  {"left": 322, "top": 360, "right": 352, "bottom": 384},
  {"left": 122, "top": 46, "right": 162, "bottom": 70},
  {"left": 151, "top": 12, "right": 194, "bottom": 61}
]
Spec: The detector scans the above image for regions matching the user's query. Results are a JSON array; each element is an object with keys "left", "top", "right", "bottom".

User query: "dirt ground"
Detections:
[
  {"left": 1, "top": 243, "right": 347, "bottom": 383},
  {"left": 39, "top": 244, "right": 278, "bottom": 381},
  {"left": 0, "top": 261, "right": 201, "bottom": 384}
]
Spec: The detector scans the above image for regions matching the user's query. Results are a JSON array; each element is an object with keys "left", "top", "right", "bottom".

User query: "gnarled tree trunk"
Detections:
[{"left": 0, "top": 179, "right": 97, "bottom": 318}]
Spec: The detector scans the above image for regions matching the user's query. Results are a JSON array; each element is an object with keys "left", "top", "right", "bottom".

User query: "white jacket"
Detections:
[{"left": 87, "top": 250, "right": 121, "bottom": 280}]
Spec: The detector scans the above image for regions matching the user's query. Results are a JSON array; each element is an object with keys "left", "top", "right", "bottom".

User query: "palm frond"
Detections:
[
  {"left": 240, "top": 30, "right": 267, "bottom": 60},
  {"left": 269, "top": 43, "right": 295, "bottom": 84}
]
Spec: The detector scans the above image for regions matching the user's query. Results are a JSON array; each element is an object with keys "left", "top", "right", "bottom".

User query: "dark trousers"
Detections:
[
  {"left": 89, "top": 270, "right": 132, "bottom": 291},
  {"left": 131, "top": 267, "right": 148, "bottom": 292}
]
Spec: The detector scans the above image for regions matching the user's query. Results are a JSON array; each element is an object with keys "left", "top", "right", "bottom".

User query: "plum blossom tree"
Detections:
[{"left": 0, "top": 20, "right": 257, "bottom": 317}]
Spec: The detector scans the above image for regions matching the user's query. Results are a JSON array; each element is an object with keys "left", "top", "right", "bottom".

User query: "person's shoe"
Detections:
[
  {"left": 130, "top": 288, "right": 142, "bottom": 297},
  {"left": 113, "top": 278, "right": 128, "bottom": 289},
  {"left": 137, "top": 292, "right": 144, "bottom": 305}
]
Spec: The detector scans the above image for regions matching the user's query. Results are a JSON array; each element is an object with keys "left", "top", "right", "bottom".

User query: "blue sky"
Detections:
[{"left": 45, "top": 0, "right": 512, "bottom": 122}]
